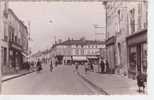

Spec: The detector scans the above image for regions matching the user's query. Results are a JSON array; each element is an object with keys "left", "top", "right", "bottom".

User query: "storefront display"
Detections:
[{"left": 126, "top": 29, "right": 147, "bottom": 79}]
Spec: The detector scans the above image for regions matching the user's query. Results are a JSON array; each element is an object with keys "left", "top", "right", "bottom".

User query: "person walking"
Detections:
[
  {"left": 84, "top": 62, "right": 89, "bottom": 74},
  {"left": 26, "top": 61, "right": 30, "bottom": 71},
  {"left": 75, "top": 62, "right": 79, "bottom": 71},
  {"left": 36, "top": 59, "right": 42, "bottom": 72},
  {"left": 90, "top": 62, "right": 94, "bottom": 72},
  {"left": 100, "top": 59, "right": 105, "bottom": 73},
  {"left": 137, "top": 71, "right": 146, "bottom": 93},
  {"left": 50, "top": 60, "right": 53, "bottom": 72},
  {"left": 105, "top": 60, "right": 109, "bottom": 73}
]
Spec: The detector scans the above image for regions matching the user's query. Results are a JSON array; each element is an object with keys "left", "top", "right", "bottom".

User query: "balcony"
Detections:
[{"left": 9, "top": 38, "right": 23, "bottom": 51}]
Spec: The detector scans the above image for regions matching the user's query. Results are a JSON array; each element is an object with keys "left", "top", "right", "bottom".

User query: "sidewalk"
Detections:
[
  {"left": 78, "top": 65, "right": 147, "bottom": 95},
  {"left": 2, "top": 69, "right": 35, "bottom": 82}
]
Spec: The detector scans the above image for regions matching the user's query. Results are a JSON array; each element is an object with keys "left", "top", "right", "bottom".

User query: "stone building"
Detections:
[
  {"left": 51, "top": 39, "right": 105, "bottom": 65},
  {"left": 104, "top": 0, "right": 148, "bottom": 78},
  {"left": 0, "top": 7, "right": 29, "bottom": 75}
]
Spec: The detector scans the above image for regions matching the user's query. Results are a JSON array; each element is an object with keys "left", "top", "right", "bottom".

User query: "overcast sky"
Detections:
[{"left": 9, "top": 1, "right": 106, "bottom": 54}]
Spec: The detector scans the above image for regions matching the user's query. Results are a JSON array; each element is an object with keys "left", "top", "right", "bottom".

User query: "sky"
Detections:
[{"left": 9, "top": 1, "right": 106, "bottom": 54}]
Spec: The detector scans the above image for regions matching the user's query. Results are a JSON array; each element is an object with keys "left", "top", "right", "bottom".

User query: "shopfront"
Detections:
[
  {"left": 63, "top": 56, "right": 72, "bottom": 65},
  {"left": 9, "top": 42, "right": 23, "bottom": 71},
  {"left": 87, "top": 55, "right": 99, "bottom": 63},
  {"left": 126, "top": 29, "right": 147, "bottom": 80},
  {"left": 72, "top": 56, "right": 87, "bottom": 64}
]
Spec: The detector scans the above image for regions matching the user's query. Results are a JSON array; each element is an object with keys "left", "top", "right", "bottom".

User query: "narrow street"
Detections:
[
  {"left": 2, "top": 64, "right": 94, "bottom": 95},
  {"left": 0, "top": 1, "right": 148, "bottom": 95}
]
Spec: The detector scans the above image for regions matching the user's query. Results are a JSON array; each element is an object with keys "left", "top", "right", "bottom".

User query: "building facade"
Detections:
[
  {"left": 126, "top": 1, "right": 148, "bottom": 79},
  {"left": 52, "top": 39, "right": 105, "bottom": 65},
  {"left": 105, "top": 0, "right": 148, "bottom": 78},
  {"left": 1, "top": 1, "right": 9, "bottom": 75},
  {"left": 1, "top": 7, "right": 29, "bottom": 75}
]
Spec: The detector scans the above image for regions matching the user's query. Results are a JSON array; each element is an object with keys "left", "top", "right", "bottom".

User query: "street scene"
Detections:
[{"left": 0, "top": 0, "right": 148, "bottom": 95}]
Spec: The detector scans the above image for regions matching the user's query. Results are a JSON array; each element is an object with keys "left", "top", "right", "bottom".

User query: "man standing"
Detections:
[
  {"left": 36, "top": 59, "right": 42, "bottom": 72},
  {"left": 137, "top": 71, "right": 146, "bottom": 93},
  {"left": 75, "top": 62, "right": 79, "bottom": 71},
  {"left": 100, "top": 59, "right": 105, "bottom": 73}
]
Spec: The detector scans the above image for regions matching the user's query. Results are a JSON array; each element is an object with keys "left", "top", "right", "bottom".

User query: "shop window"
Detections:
[
  {"left": 130, "top": 9, "right": 135, "bottom": 33},
  {"left": 1, "top": 47, "right": 7, "bottom": 66},
  {"left": 141, "top": 43, "right": 147, "bottom": 74},
  {"left": 129, "top": 46, "right": 137, "bottom": 72}
]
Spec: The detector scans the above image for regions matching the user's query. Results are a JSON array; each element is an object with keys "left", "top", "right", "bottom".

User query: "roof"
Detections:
[
  {"left": 8, "top": 8, "right": 28, "bottom": 32},
  {"left": 55, "top": 39, "right": 105, "bottom": 46}
]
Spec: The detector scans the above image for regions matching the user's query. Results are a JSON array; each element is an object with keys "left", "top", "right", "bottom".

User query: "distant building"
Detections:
[{"left": 51, "top": 39, "right": 105, "bottom": 65}]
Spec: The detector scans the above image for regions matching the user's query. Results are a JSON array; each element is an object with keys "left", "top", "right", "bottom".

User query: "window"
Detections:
[
  {"left": 3, "top": 22, "right": 8, "bottom": 41},
  {"left": 8, "top": 26, "right": 15, "bottom": 42},
  {"left": 117, "top": 9, "right": 121, "bottom": 33},
  {"left": 75, "top": 49, "right": 79, "bottom": 55},
  {"left": 1, "top": 47, "right": 7, "bottom": 66},
  {"left": 130, "top": 9, "right": 135, "bottom": 33},
  {"left": 81, "top": 49, "right": 84, "bottom": 55}
]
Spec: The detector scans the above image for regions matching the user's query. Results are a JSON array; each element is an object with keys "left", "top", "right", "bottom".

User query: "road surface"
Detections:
[{"left": 2, "top": 64, "right": 94, "bottom": 95}]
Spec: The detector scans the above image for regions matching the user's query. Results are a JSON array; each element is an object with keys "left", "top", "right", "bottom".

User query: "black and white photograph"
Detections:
[{"left": 0, "top": 0, "right": 148, "bottom": 95}]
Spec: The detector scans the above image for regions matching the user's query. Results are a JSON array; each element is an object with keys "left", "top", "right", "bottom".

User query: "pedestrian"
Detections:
[
  {"left": 50, "top": 60, "right": 53, "bottom": 72},
  {"left": 90, "top": 62, "right": 94, "bottom": 72},
  {"left": 106, "top": 60, "right": 109, "bottom": 73},
  {"left": 100, "top": 59, "right": 105, "bottom": 73},
  {"left": 75, "top": 62, "right": 79, "bottom": 71},
  {"left": 26, "top": 61, "right": 30, "bottom": 71},
  {"left": 36, "top": 59, "right": 42, "bottom": 72},
  {"left": 84, "top": 62, "right": 88, "bottom": 74},
  {"left": 31, "top": 61, "right": 35, "bottom": 71},
  {"left": 137, "top": 71, "right": 145, "bottom": 93}
]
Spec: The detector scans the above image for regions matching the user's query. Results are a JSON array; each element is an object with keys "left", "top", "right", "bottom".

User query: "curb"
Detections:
[
  {"left": 2, "top": 70, "right": 35, "bottom": 83},
  {"left": 77, "top": 71, "right": 109, "bottom": 95}
]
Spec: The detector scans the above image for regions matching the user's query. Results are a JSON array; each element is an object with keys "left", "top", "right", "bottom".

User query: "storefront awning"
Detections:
[
  {"left": 72, "top": 56, "right": 87, "bottom": 61},
  {"left": 87, "top": 56, "right": 98, "bottom": 59},
  {"left": 21, "top": 52, "right": 28, "bottom": 57},
  {"left": 64, "top": 56, "right": 72, "bottom": 60}
]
